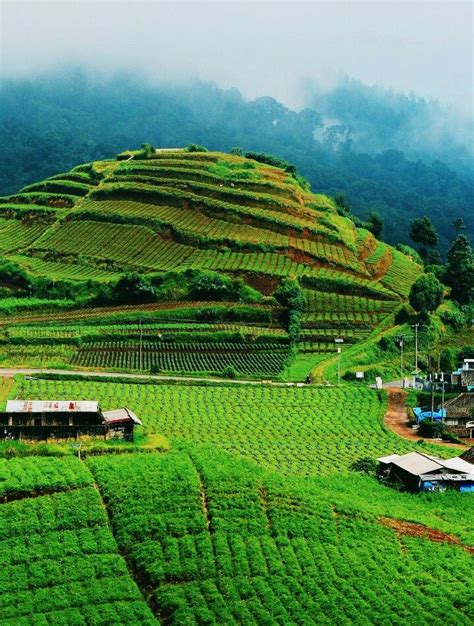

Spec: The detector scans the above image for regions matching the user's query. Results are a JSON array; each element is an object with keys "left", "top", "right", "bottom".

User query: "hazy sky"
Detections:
[{"left": 1, "top": 1, "right": 472, "bottom": 113}]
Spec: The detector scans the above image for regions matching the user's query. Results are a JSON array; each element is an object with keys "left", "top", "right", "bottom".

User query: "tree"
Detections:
[
  {"left": 334, "top": 193, "right": 351, "bottom": 217},
  {"left": 453, "top": 217, "right": 466, "bottom": 233},
  {"left": 410, "top": 216, "right": 439, "bottom": 257},
  {"left": 111, "top": 272, "right": 156, "bottom": 304},
  {"left": 409, "top": 273, "right": 444, "bottom": 316},
  {"left": 274, "top": 278, "right": 305, "bottom": 343},
  {"left": 367, "top": 211, "right": 383, "bottom": 238},
  {"left": 444, "top": 235, "right": 474, "bottom": 304}
]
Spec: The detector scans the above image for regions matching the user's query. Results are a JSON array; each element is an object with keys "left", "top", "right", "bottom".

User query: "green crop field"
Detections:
[
  {"left": 0, "top": 456, "right": 156, "bottom": 624},
  {"left": 11, "top": 378, "right": 456, "bottom": 475},
  {"left": 0, "top": 148, "right": 424, "bottom": 382},
  {"left": 1, "top": 370, "right": 472, "bottom": 625}
]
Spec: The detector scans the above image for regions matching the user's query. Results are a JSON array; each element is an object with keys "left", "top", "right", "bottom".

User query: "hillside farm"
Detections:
[{"left": 0, "top": 148, "right": 422, "bottom": 381}]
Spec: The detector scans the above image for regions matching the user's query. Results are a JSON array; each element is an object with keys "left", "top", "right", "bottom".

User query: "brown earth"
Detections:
[{"left": 380, "top": 517, "right": 474, "bottom": 554}]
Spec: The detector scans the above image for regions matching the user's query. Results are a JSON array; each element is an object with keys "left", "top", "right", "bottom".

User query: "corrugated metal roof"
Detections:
[
  {"left": 391, "top": 452, "right": 444, "bottom": 476},
  {"left": 102, "top": 407, "right": 142, "bottom": 426},
  {"left": 6, "top": 400, "right": 99, "bottom": 413},
  {"left": 377, "top": 454, "right": 400, "bottom": 464},
  {"left": 442, "top": 458, "right": 474, "bottom": 474}
]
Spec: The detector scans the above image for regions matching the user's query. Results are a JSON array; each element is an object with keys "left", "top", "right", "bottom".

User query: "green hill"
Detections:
[{"left": 0, "top": 148, "right": 421, "bottom": 380}]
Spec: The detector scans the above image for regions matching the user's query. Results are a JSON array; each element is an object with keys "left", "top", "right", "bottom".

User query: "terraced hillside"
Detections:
[{"left": 0, "top": 148, "right": 421, "bottom": 380}]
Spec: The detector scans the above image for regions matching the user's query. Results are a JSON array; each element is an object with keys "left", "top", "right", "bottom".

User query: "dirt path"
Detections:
[{"left": 384, "top": 387, "right": 468, "bottom": 449}]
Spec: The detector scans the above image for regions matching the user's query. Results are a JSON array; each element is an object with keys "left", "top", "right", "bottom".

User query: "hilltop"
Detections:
[{"left": 0, "top": 147, "right": 421, "bottom": 381}]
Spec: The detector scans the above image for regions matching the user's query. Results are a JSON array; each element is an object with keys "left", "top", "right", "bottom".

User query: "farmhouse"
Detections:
[
  {"left": 378, "top": 451, "right": 474, "bottom": 493},
  {"left": 0, "top": 400, "right": 142, "bottom": 441},
  {"left": 444, "top": 393, "right": 474, "bottom": 438}
]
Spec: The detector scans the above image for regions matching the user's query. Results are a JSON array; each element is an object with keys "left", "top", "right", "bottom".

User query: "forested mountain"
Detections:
[{"left": 1, "top": 70, "right": 472, "bottom": 249}]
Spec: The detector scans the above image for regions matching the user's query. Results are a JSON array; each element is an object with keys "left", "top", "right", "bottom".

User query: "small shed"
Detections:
[
  {"left": 445, "top": 394, "right": 474, "bottom": 438},
  {"left": 102, "top": 408, "right": 142, "bottom": 440},
  {"left": 377, "top": 451, "right": 474, "bottom": 492}
]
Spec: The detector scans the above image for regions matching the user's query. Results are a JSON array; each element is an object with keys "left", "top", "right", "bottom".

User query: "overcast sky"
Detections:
[{"left": 1, "top": 1, "right": 472, "bottom": 113}]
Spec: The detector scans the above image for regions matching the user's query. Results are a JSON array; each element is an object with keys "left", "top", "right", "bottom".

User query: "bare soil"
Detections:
[{"left": 380, "top": 516, "right": 474, "bottom": 554}]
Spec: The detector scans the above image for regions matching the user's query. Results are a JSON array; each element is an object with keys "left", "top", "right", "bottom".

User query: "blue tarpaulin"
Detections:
[{"left": 413, "top": 407, "right": 446, "bottom": 423}]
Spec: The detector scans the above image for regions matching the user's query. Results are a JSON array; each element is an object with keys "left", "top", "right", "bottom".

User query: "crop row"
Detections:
[
  {"left": 94, "top": 182, "right": 338, "bottom": 241},
  {"left": 109, "top": 171, "right": 305, "bottom": 215},
  {"left": 381, "top": 249, "right": 422, "bottom": 297},
  {"left": 116, "top": 162, "right": 299, "bottom": 201},
  {"left": 7, "top": 322, "right": 286, "bottom": 340},
  {"left": 79, "top": 198, "right": 359, "bottom": 271},
  {"left": 0, "top": 457, "right": 92, "bottom": 500},
  {"left": 0, "top": 219, "right": 47, "bottom": 254},
  {"left": 303, "top": 289, "right": 398, "bottom": 313},
  {"left": 12, "top": 254, "right": 120, "bottom": 282},
  {"left": 33, "top": 219, "right": 194, "bottom": 271},
  {"left": 71, "top": 342, "right": 289, "bottom": 375}
]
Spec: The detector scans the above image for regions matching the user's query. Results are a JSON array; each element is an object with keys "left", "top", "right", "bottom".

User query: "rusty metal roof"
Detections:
[
  {"left": 102, "top": 407, "right": 142, "bottom": 426},
  {"left": 6, "top": 400, "right": 99, "bottom": 413}
]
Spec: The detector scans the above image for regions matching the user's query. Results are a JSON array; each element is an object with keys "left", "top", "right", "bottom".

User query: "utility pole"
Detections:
[
  {"left": 335, "top": 338, "right": 344, "bottom": 386},
  {"left": 412, "top": 323, "right": 419, "bottom": 374},
  {"left": 139, "top": 318, "right": 143, "bottom": 371},
  {"left": 428, "top": 349, "right": 435, "bottom": 423},
  {"left": 398, "top": 336, "right": 404, "bottom": 383},
  {"left": 441, "top": 372, "right": 446, "bottom": 419}
]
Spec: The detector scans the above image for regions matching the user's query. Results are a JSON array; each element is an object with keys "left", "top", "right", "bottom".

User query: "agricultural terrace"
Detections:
[
  {"left": 0, "top": 149, "right": 421, "bottom": 380},
  {"left": 12, "top": 378, "right": 456, "bottom": 475},
  {"left": 87, "top": 447, "right": 474, "bottom": 625}
]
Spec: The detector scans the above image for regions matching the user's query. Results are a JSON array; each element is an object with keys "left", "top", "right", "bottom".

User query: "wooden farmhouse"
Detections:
[
  {"left": 444, "top": 394, "right": 474, "bottom": 438},
  {"left": 0, "top": 400, "right": 142, "bottom": 442},
  {"left": 378, "top": 451, "right": 474, "bottom": 493}
]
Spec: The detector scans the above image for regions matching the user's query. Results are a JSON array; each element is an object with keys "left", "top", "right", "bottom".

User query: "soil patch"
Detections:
[{"left": 380, "top": 516, "right": 474, "bottom": 554}]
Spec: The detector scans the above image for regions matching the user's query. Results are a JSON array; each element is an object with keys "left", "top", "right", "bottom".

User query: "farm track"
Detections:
[
  {"left": 0, "top": 367, "right": 293, "bottom": 385},
  {"left": 383, "top": 388, "right": 469, "bottom": 449}
]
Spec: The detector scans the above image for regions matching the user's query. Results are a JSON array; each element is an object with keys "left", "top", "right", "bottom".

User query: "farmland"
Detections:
[
  {"left": 1, "top": 374, "right": 472, "bottom": 624},
  {"left": 0, "top": 148, "right": 423, "bottom": 382},
  {"left": 0, "top": 455, "right": 156, "bottom": 624},
  {"left": 87, "top": 448, "right": 473, "bottom": 625},
  {"left": 11, "top": 378, "right": 456, "bottom": 475}
]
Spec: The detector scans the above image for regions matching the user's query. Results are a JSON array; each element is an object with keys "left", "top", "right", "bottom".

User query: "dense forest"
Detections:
[{"left": 1, "top": 70, "right": 472, "bottom": 250}]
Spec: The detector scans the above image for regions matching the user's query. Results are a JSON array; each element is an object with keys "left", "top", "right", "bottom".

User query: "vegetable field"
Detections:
[
  {"left": 14, "top": 379, "right": 453, "bottom": 475},
  {"left": 71, "top": 341, "right": 289, "bottom": 376},
  {"left": 87, "top": 447, "right": 474, "bottom": 625},
  {"left": 0, "top": 456, "right": 156, "bottom": 624}
]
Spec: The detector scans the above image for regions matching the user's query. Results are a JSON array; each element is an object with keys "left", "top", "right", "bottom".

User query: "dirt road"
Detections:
[{"left": 384, "top": 387, "right": 469, "bottom": 449}]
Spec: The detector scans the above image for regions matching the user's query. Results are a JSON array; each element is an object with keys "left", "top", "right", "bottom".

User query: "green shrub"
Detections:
[{"left": 187, "top": 143, "right": 209, "bottom": 152}]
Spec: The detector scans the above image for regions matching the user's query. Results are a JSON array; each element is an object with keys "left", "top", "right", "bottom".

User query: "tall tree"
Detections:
[
  {"left": 444, "top": 235, "right": 474, "bottom": 304},
  {"left": 367, "top": 211, "right": 383, "bottom": 238},
  {"left": 409, "top": 216, "right": 439, "bottom": 258},
  {"left": 409, "top": 273, "right": 444, "bottom": 317}
]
